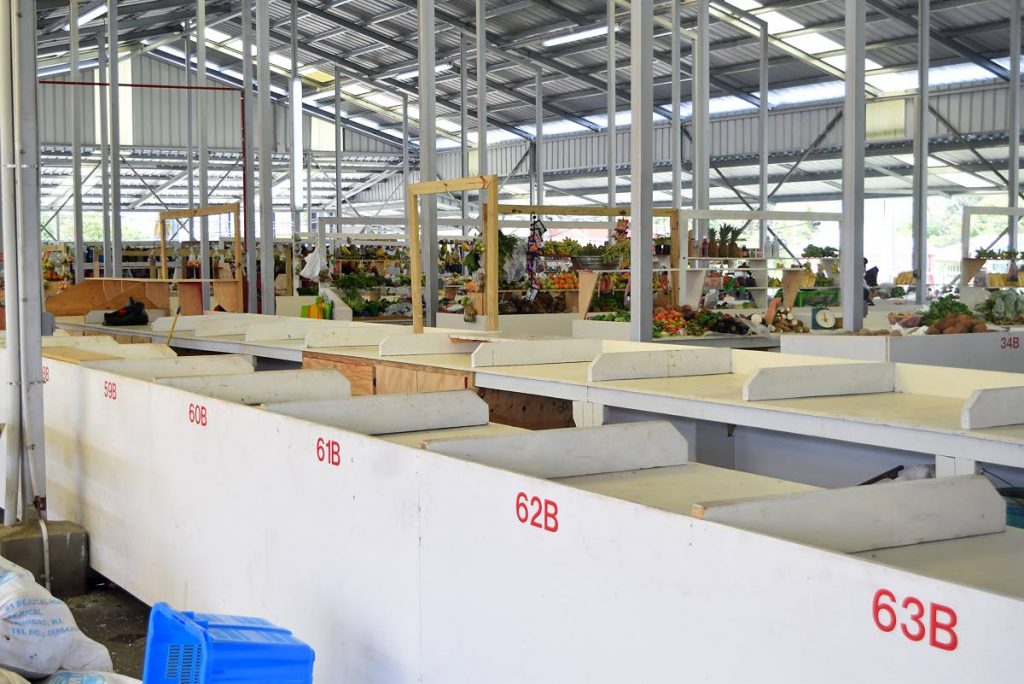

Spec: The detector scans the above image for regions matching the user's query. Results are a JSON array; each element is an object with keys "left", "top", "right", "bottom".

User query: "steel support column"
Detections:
[
  {"left": 693, "top": 0, "right": 710, "bottom": 241},
  {"left": 460, "top": 38, "right": 469, "bottom": 227},
  {"left": 1009, "top": 0, "right": 1021, "bottom": 251},
  {"left": 476, "top": 0, "right": 488, "bottom": 176},
  {"left": 842, "top": 0, "right": 866, "bottom": 330},
  {"left": 185, "top": 37, "right": 195, "bottom": 242},
  {"left": 671, "top": 0, "right": 681, "bottom": 216},
  {"left": 289, "top": 0, "right": 302, "bottom": 297},
  {"left": 420, "top": 0, "right": 439, "bottom": 327},
  {"left": 70, "top": 0, "right": 84, "bottom": 281},
  {"left": 334, "top": 67, "right": 343, "bottom": 247},
  {"left": 912, "top": 0, "right": 929, "bottom": 303},
  {"left": 606, "top": 0, "right": 616, "bottom": 232},
  {"left": 242, "top": 0, "right": 257, "bottom": 311},
  {"left": 630, "top": 0, "right": 653, "bottom": 342},
  {"left": 97, "top": 28, "right": 111, "bottom": 273},
  {"left": 108, "top": 0, "right": 121, "bottom": 276},
  {"left": 256, "top": 0, "right": 275, "bottom": 313},
  {"left": 197, "top": 0, "right": 211, "bottom": 308},
  {"left": 535, "top": 70, "right": 544, "bottom": 204},
  {"left": 402, "top": 92, "right": 410, "bottom": 214},
  {"left": 13, "top": 0, "right": 47, "bottom": 515},
  {"left": 758, "top": 26, "right": 769, "bottom": 249}
]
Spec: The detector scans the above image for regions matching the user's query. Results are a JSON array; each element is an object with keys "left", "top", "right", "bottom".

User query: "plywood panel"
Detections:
[
  {"left": 417, "top": 370, "right": 470, "bottom": 393},
  {"left": 302, "top": 354, "right": 375, "bottom": 396},
  {"left": 476, "top": 387, "right": 575, "bottom": 430},
  {"left": 377, "top": 365, "right": 420, "bottom": 395}
]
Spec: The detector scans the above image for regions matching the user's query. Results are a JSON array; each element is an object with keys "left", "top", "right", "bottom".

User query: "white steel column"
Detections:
[
  {"left": 912, "top": 0, "right": 929, "bottom": 303},
  {"left": 1009, "top": 0, "right": 1021, "bottom": 252},
  {"left": 671, "top": 0, "right": 681, "bottom": 215},
  {"left": 460, "top": 38, "right": 469, "bottom": 226},
  {"left": 242, "top": 0, "right": 257, "bottom": 311},
  {"left": 70, "top": 0, "right": 84, "bottom": 282},
  {"left": 630, "top": 0, "right": 653, "bottom": 343},
  {"left": 108, "top": 0, "right": 122, "bottom": 276},
  {"left": 289, "top": 0, "right": 302, "bottom": 296},
  {"left": 607, "top": 0, "right": 616, "bottom": 226},
  {"left": 403, "top": 93, "right": 411, "bottom": 210},
  {"left": 256, "top": 0, "right": 275, "bottom": 314},
  {"left": 0, "top": 0, "right": 23, "bottom": 522},
  {"left": 842, "top": 0, "right": 866, "bottom": 330},
  {"left": 693, "top": 0, "right": 710, "bottom": 240},
  {"left": 97, "top": 28, "right": 111, "bottom": 273},
  {"left": 185, "top": 38, "right": 196, "bottom": 243},
  {"left": 535, "top": 70, "right": 544, "bottom": 204},
  {"left": 334, "top": 68, "right": 343, "bottom": 247},
  {"left": 420, "top": 0, "right": 439, "bottom": 327},
  {"left": 197, "top": 0, "right": 211, "bottom": 308},
  {"left": 476, "top": 0, "right": 487, "bottom": 176},
  {"left": 758, "top": 26, "right": 769, "bottom": 249},
  {"left": 13, "top": 0, "right": 47, "bottom": 515}
]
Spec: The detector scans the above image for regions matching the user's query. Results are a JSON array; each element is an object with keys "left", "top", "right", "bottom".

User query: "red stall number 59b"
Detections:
[{"left": 872, "top": 589, "right": 958, "bottom": 651}]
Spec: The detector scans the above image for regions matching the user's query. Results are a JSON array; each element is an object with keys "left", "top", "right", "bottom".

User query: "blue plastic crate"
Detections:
[{"left": 143, "top": 603, "right": 315, "bottom": 684}]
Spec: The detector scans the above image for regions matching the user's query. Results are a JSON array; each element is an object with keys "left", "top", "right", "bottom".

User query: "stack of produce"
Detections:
[
  {"left": 925, "top": 315, "right": 990, "bottom": 335},
  {"left": 977, "top": 289, "right": 1024, "bottom": 324},
  {"left": 893, "top": 271, "right": 916, "bottom": 286},
  {"left": 542, "top": 272, "right": 579, "bottom": 290},
  {"left": 755, "top": 306, "right": 809, "bottom": 333},
  {"left": 802, "top": 245, "right": 839, "bottom": 258}
]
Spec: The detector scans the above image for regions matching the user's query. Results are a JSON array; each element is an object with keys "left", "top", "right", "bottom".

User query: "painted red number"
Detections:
[
  {"left": 103, "top": 381, "right": 117, "bottom": 400},
  {"left": 41, "top": 366, "right": 49, "bottom": 384},
  {"left": 315, "top": 438, "right": 341, "bottom": 467},
  {"left": 515, "top": 491, "right": 558, "bottom": 533},
  {"left": 1000, "top": 336, "right": 1021, "bottom": 350},
  {"left": 187, "top": 403, "right": 208, "bottom": 427},
  {"left": 873, "top": 589, "right": 958, "bottom": 651}
]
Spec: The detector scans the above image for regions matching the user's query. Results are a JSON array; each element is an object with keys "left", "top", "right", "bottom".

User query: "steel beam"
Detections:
[
  {"left": 912, "top": 0, "right": 929, "bottom": 303},
  {"left": 842, "top": 0, "right": 866, "bottom": 330},
  {"left": 420, "top": 0, "right": 439, "bottom": 327},
  {"left": 630, "top": 0, "right": 653, "bottom": 343}
]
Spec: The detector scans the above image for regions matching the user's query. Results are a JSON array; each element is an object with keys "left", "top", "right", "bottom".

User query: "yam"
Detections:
[
  {"left": 942, "top": 326, "right": 959, "bottom": 334},
  {"left": 926, "top": 326, "right": 940, "bottom": 335},
  {"left": 972, "top": 323, "right": 988, "bottom": 333}
]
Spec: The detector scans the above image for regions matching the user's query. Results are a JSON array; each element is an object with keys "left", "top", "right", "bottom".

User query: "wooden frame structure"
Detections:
[
  {"left": 407, "top": 186, "right": 684, "bottom": 333},
  {"left": 407, "top": 176, "right": 499, "bottom": 332},
  {"left": 499, "top": 204, "right": 681, "bottom": 316},
  {"left": 158, "top": 203, "right": 244, "bottom": 314}
]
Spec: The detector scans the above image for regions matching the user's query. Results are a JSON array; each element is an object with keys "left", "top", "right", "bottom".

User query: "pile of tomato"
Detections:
[{"left": 653, "top": 307, "right": 686, "bottom": 336}]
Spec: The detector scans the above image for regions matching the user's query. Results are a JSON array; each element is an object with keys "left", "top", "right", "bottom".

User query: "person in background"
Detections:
[{"left": 864, "top": 257, "right": 879, "bottom": 307}]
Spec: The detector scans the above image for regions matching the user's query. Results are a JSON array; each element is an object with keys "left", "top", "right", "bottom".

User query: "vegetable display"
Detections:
[
  {"left": 925, "top": 314, "right": 990, "bottom": 335},
  {"left": 801, "top": 245, "right": 839, "bottom": 258},
  {"left": 921, "top": 296, "right": 972, "bottom": 325},
  {"left": 976, "top": 288, "right": 1024, "bottom": 324}
]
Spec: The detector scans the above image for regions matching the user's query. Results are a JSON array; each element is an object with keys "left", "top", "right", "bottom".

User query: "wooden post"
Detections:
[
  {"left": 669, "top": 209, "right": 681, "bottom": 307},
  {"left": 159, "top": 219, "right": 168, "bottom": 279},
  {"left": 485, "top": 175, "right": 499, "bottom": 331},
  {"left": 407, "top": 190, "right": 423, "bottom": 333}
]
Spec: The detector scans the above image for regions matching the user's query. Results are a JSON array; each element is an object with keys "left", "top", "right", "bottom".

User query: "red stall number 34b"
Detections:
[{"left": 872, "top": 589, "right": 958, "bottom": 651}]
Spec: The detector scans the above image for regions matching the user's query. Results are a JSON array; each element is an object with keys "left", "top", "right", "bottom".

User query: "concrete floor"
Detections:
[{"left": 66, "top": 580, "right": 150, "bottom": 679}]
